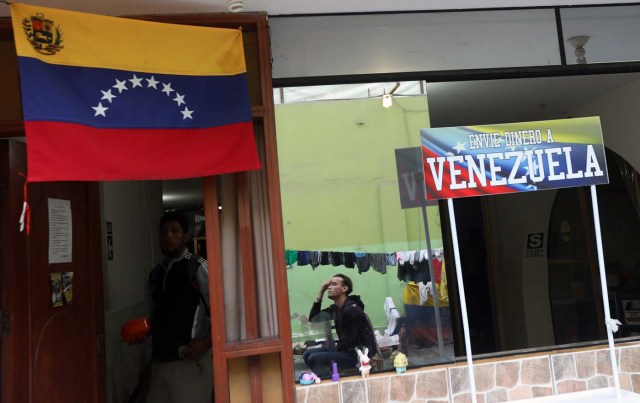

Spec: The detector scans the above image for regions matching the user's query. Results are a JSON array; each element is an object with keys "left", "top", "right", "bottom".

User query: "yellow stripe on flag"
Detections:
[{"left": 11, "top": 3, "right": 246, "bottom": 76}]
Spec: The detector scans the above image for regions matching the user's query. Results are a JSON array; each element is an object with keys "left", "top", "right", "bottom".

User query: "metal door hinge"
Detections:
[{"left": 0, "top": 310, "right": 10, "bottom": 338}]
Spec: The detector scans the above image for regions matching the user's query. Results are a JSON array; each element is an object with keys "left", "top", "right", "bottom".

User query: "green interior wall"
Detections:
[
  {"left": 287, "top": 265, "right": 406, "bottom": 340},
  {"left": 275, "top": 95, "right": 443, "bottom": 331}
]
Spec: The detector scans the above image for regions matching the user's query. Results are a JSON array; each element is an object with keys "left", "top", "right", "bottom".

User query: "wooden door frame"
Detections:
[
  {"left": 0, "top": 140, "right": 30, "bottom": 403},
  {"left": 131, "top": 12, "right": 294, "bottom": 403}
]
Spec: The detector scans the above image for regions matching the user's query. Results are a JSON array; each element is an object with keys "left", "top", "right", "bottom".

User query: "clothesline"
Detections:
[{"left": 284, "top": 248, "right": 444, "bottom": 279}]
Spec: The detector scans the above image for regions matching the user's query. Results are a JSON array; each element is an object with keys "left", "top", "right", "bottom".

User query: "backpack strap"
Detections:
[
  {"left": 187, "top": 253, "right": 210, "bottom": 318},
  {"left": 148, "top": 264, "right": 162, "bottom": 291}
]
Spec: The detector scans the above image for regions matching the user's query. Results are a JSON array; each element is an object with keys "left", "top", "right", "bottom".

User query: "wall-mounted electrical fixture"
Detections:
[
  {"left": 566, "top": 35, "right": 590, "bottom": 64},
  {"left": 228, "top": 0, "right": 244, "bottom": 12},
  {"left": 382, "top": 82, "right": 401, "bottom": 108},
  {"left": 382, "top": 94, "right": 393, "bottom": 108}
]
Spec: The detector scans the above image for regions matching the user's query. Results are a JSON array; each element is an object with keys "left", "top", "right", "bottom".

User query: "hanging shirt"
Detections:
[
  {"left": 331, "top": 252, "right": 344, "bottom": 266},
  {"left": 343, "top": 253, "right": 356, "bottom": 269},
  {"left": 355, "top": 253, "right": 371, "bottom": 273},
  {"left": 285, "top": 250, "right": 298, "bottom": 268},
  {"left": 297, "top": 251, "right": 311, "bottom": 266}
]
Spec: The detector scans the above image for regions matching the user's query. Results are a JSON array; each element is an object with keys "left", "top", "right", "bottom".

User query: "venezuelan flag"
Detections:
[{"left": 11, "top": 4, "right": 259, "bottom": 182}]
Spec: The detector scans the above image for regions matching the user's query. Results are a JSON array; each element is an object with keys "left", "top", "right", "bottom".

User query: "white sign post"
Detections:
[{"left": 421, "top": 117, "right": 623, "bottom": 402}]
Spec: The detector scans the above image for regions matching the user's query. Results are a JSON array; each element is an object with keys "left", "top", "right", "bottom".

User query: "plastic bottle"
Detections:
[{"left": 331, "top": 361, "right": 340, "bottom": 382}]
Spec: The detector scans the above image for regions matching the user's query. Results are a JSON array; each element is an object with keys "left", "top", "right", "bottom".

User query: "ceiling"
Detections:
[{"left": 1, "top": 0, "right": 639, "bottom": 18}]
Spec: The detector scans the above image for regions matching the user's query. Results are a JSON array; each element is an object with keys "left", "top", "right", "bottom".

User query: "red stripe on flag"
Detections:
[{"left": 25, "top": 121, "right": 260, "bottom": 182}]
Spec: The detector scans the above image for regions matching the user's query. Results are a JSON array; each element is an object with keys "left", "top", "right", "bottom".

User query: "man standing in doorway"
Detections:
[
  {"left": 146, "top": 212, "right": 213, "bottom": 403},
  {"left": 303, "top": 274, "right": 377, "bottom": 376}
]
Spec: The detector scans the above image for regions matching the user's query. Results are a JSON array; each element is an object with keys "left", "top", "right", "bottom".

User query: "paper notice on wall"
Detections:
[{"left": 48, "top": 198, "right": 72, "bottom": 264}]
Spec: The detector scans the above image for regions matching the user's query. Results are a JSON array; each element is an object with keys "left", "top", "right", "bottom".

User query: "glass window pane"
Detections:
[{"left": 276, "top": 82, "right": 454, "bottom": 379}]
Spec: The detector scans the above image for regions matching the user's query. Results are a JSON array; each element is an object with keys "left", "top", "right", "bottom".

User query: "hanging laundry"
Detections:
[
  {"left": 383, "top": 297, "right": 401, "bottom": 336},
  {"left": 330, "top": 252, "right": 344, "bottom": 266},
  {"left": 415, "top": 258, "right": 431, "bottom": 284},
  {"left": 354, "top": 252, "right": 371, "bottom": 273},
  {"left": 320, "top": 252, "right": 331, "bottom": 266},
  {"left": 418, "top": 282, "right": 431, "bottom": 305},
  {"left": 370, "top": 253, "right": 387, "bottom": 274},
  {"left": 385, "top": 253, "right": 397, "bottom": 266},
  {"left": 285, "top": 249, "right": 298, "bottom": 268},
  {"left": 343, "top": 252, "right": 356, "bottom": 269},
  {"left": 419, "top": 250, "right": 430, "bottom": 262},
  {"left": 410, "top": 250, "right": 420, "bottom": 265},
  {"left": 397, "top": 255, "right": 417, "bottom": 282},
  {"left": 310, "top": 251, "right": 320, "bottom": 269},
  {"left": 426, "top": 261, "right": 448, "bottom": 307},
  {"left": 297, "top": 251, "right": 311, "bottom": 266},
  {"left": 432, "top": 256, "right": 443, "bottom": 283},
  {"left": 396, "top": 251, "right": 408, "bottom": 265}
]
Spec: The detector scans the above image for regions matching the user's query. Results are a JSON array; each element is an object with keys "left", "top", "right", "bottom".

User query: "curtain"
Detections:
[
  {"left": 221, "top": 174, "right": 246, "bottom": 341},
  {"left": 220, "top": 130, "right": 279, "bottom": 341},
  {"left": 250, "top": 134, "right": 279, "bottom": 337}
]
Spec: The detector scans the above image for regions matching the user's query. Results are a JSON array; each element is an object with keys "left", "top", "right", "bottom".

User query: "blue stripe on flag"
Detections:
[{"left": 18, "top": 57, "right": 251, "bottom": 129}]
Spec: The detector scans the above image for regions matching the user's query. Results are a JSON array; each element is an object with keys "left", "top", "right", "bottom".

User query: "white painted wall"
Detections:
[
  {"left": 564, "top": 77, "right": 640, "bottom": 173},
  {"left": 100, "top": 181, "right": 163, "bottom": 403}
]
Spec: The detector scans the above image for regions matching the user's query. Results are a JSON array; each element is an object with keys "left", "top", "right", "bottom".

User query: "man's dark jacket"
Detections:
[{"left": 309, "top": 295, "right": 376, "bottom": 358}]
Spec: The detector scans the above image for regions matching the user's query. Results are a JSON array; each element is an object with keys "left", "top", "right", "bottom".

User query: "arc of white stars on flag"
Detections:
[{"left": 92, "top": 74, "right": 194, "bottom": 120}]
